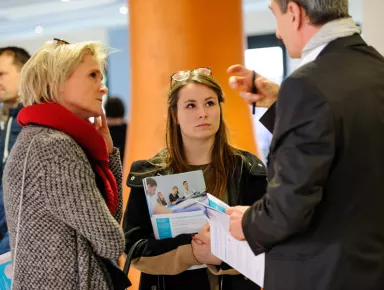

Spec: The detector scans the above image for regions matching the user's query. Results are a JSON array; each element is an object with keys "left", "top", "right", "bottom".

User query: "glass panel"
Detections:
[{"left": 244, "top": 46, "right": 284, "bottom": 164}]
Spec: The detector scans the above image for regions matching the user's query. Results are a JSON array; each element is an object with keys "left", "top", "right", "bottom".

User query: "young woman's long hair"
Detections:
[{"left": 151, "top": 71, "right": 240, "bottom": 199}]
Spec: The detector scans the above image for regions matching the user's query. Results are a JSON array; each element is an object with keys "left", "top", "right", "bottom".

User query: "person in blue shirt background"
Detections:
[{"left": 0, "top": 46, "right": 30, "bottom": 254}]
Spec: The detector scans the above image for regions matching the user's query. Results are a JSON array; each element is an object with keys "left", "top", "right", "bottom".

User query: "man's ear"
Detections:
[{"left": 287, "top": 1, "right": 303, "bottom": 30}]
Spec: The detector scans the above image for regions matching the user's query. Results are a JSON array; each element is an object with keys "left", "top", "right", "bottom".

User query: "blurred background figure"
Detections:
[
  {"left": 0, "top": 46, "right": 30, "bottom": 255},
  {"left": 105, "top": 96, "right": 127, "bottom": 163}
]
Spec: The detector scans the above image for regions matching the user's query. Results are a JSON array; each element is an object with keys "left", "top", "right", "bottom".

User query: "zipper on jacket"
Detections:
[{"left": 3, "top": 116, "right": 13, "bottom": 163}]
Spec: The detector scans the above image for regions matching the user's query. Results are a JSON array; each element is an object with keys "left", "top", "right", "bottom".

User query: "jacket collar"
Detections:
[
  {"left": 318, "top": 34, "right": 366, "bottom": 58},
  {"left": 7, "top": 103, "right": 23, "bottom": 118}
]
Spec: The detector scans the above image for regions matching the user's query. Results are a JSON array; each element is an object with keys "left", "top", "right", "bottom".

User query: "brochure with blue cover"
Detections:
[
  {"left": 142, "top": 170, "right": 209, "bottom": 240},
  {"left": 0, "top": 252, "right": 12, "bottom": 290}
]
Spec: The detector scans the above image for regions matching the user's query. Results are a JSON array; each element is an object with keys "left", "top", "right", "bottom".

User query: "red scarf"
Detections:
[{"left": 18, "top": 103, "right": 119, "bottom": 215}]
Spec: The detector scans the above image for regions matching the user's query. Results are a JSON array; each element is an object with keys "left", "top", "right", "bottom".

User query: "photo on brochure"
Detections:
[{"left": 142, "top": 170, "right": 209, "bottom": 216}]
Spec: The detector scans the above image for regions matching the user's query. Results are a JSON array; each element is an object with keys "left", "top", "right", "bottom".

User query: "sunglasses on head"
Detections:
[
  {"left": 170, "top": 67, "right": 212, "bottom": 89},
  {"left": 52, "top": 38, "right": 70, "bottom": 46}
]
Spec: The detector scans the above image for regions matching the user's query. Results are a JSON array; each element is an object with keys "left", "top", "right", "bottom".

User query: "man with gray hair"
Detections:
[{"left": 227, "top": 0, "right": 384, "bottom": 289}]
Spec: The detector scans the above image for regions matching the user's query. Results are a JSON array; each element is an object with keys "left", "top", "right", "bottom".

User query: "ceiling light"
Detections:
[
  {"left": 35, "top": 25, "right": 43, "bottom": 34},
  {"left": 61, "top": 0, "right": 69, "bottom": 2},
  {"left": 120, "top": 6, "right": 128, "bottom": 15}
]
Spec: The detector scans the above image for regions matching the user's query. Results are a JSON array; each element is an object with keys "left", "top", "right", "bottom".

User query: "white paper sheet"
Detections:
[{"left": 206, "top": 208, "right": 265, "bottom": 287}]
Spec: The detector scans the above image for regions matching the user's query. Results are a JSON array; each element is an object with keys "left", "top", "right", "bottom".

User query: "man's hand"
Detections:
[
  {"left": 226, "top": 206, "right": 250, "bottom": 241},
  {"left": 227, "top": 64, "right": 280, "bottom": 109},
  {"left": 191, "top": 223, "right": 221, "bottom": 265}
]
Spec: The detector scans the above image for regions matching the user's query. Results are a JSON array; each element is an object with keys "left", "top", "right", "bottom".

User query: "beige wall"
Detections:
[{"left": 363, "top": 0, "right": 384, "bottom": 56}]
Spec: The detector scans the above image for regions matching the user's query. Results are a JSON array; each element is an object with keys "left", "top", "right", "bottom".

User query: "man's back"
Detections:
[
  {"left": 256, "top": 34, "right": 384, "bottom": 290},
  {"left": 108, "top": 123, "right": 127, "bottom": 162}
]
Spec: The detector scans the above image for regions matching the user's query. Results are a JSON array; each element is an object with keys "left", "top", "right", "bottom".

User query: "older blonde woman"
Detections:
[{"left": 2, "top": 39, "right": 127, "bottom": 290}]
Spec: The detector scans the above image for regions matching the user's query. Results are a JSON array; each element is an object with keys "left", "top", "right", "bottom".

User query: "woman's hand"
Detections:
[
  {"left": 191, "top": 223, "right": 221, "bottom": 265},
  {"left": 92, "top": 113, "right": 114, "bottom": 154}
]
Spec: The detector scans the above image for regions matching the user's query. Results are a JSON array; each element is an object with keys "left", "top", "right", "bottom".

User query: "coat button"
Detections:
[{"left": 130, "top": 176, "right": 135, "bottom": 181}]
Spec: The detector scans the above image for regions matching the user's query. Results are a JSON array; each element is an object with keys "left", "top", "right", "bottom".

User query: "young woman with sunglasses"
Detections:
[{"left": 123, "top": 68, "right": 267, "bottom": 290}]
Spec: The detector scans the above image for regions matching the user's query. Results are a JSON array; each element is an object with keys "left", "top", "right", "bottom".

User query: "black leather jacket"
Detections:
[{"left": 123, "top": 149, "right": 267, "bottom": 290}]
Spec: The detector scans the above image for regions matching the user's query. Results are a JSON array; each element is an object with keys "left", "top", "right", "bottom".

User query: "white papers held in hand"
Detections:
[{"left": 199, "top": 194, "right": 265, "bottom": 287}]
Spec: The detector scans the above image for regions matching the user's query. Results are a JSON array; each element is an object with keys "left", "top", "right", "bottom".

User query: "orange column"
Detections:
[{"left": 123, "top": 0, "right": 259, "bottom": 288}]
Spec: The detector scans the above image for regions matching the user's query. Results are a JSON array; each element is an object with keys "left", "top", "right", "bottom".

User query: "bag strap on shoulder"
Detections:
[{"left": 123, "top": 239, "right": 146, "bottom": 275}]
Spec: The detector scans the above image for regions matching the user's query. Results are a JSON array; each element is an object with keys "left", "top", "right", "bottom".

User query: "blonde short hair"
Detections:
[{"left": 19, "top": 41, "right": 107, "bottom": 106}]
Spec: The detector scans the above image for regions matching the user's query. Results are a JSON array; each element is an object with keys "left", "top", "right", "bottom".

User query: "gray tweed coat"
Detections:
[{"left": 2, "top": 125, "right": 125, "bottom": 290}]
